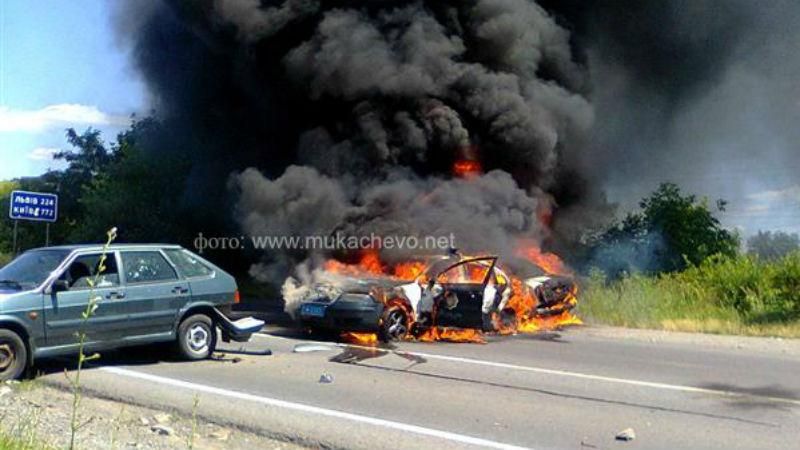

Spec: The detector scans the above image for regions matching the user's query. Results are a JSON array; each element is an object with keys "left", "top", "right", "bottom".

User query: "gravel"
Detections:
[{"left": 0, "top": 380, "right": 306, "bottom": 450}]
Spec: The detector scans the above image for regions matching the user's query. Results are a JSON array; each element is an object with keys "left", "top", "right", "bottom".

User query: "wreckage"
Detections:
[{"left": 296, "top": 252, "right": 579, "bottom": 342}]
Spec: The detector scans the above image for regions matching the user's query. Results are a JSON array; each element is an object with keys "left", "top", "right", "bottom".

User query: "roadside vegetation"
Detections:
[{"left": 580, "top": 186, "right": 800, "bottom": 337}]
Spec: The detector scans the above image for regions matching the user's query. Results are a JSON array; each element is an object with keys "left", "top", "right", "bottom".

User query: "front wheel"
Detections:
[
  {"left": 0, "top": 329, "right": 28, "bottom": 382},
  {"left": 176, "top": 314, "right": 217, "bottom": 360}
]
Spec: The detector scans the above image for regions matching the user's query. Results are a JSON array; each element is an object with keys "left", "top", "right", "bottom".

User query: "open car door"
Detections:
[{"left": 432, "top": 257, "right": 497, "bottom": 329}]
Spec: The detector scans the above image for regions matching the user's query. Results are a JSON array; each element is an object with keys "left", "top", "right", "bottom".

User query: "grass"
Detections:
[
  {"left": 579, "top": 252, "right": 800, "bottom": 338},
  {"left": 0, "top": 432, "right": 53, "bottom": 450}
]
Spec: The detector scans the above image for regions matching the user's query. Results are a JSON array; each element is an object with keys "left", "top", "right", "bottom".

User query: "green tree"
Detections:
[
  {"left": 74, "top": 118, "right": 194, "bottom": 244},
  {"left": 747, "top": 230, "right": 800, "bottom": 260},
  {"left": 590, "top": 183, "right": 739, "bottom": 274}
]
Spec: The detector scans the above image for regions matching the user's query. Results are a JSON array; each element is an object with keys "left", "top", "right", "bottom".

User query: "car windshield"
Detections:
[{"left": 0, "top": 249, "right": 71, "bottom": 290}]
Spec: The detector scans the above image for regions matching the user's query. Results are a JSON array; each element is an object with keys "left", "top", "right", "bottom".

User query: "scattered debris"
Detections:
[
  {"left": 616, "top": 428, "right": 636, "bottom": 441},
  {"left": 319, "top": 373, "right": 335, "bottom": 384},
  {"left": 232, "top": 357, "right": 243, "bottom": 364},
  {"left": 580, "top": 437, "right": 598, "bottom": 448},
  {"left": 138, "top": 416, "right": 150, "bottom": 426},
  {"left": 210, "top": 429, "right": 232, "bottom": 441},
  {"left": 150, "top": 425, "right": 175, "bottom": 436},
  {"left": 294, "top": 344, "right": 335, "bottom": 353}
]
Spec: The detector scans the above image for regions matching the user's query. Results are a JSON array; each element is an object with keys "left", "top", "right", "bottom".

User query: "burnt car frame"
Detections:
[{"left": 297, "top": 255, "right": 577, "bottom": 341}]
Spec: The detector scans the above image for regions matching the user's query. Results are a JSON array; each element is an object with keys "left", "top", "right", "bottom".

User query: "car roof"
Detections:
[{"left": 27, "top": 244, "right": 184, "bottom": 253}]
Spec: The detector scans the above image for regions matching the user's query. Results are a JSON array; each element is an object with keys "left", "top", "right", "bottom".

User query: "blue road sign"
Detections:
[{"left": 9, "top": 191, "right": 58, "bottom": 223}]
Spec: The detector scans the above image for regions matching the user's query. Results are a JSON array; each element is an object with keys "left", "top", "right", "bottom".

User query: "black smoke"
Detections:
[
  {"left": 114, "top": 0, "right": 597, "bottom": 284},
  {"left": 114, "top": 0, "right": 800, "bottom": 284}
]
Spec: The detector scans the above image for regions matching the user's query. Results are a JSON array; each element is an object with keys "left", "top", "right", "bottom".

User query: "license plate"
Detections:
[{"left": 301, "top": 303, "right": 326, "bottom": 318}]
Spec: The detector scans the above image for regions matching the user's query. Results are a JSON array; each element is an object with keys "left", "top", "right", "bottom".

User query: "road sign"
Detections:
[{"left": 9, "top": 190, "right": 58, "bottom": 223}]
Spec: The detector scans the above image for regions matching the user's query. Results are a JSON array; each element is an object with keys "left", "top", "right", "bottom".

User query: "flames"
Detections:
[
  {"left": 340, "top": 332, "right": 379, "bottom": 346},
  {"left": 453, "top": 159, "right": 483, "bottom": 178},
  {"left": 515, "top": 238, "right": 571, "bottom": 275},
  {"left": 326, "top": 245, "right": 580, "bottom": 346}
]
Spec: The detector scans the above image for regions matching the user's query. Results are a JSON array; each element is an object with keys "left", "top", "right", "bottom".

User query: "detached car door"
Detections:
[
  {"left": 119, "top": 250, "right": 190, "bottom": 337},
  {"left": 45, "top": 251, "right": 127, "bottom": 347}
]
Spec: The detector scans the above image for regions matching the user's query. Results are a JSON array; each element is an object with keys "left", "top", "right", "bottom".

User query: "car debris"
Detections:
[
  {"left": 318, "top": 373, "right": 334, "bottom": 384},
  {"left": 616, "top": 428, "right": 636, "bottom": 441},
  {"left": 293, "top": 343, "right": 336, "bottom": 353}
]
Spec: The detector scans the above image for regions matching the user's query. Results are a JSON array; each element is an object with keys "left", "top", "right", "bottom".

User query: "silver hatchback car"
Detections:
[{"left": 0, "top": 244, "right": 263, "bottom": 381}]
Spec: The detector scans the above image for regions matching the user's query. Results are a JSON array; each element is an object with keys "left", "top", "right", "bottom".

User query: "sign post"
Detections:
[{"left": 8, "top": 190, "right": 59, "bottom": 253}]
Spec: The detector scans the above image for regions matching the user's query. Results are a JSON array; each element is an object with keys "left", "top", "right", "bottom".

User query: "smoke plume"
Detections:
[{"left": 114, "top": 0, "right": 800, "bottom": 284}]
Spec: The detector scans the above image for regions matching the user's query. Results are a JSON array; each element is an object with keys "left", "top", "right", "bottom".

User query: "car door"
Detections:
[
  {"left": 433, "top": 257, "right": 497, "bottom": 329},
  {"left": 119, "top": 250, "right": 190, "bottom": 337},
  {"left": 44, "top": 251, "right": 128, "bottom": 347}
]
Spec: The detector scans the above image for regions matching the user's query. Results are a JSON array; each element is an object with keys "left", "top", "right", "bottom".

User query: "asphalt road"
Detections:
[{"left": 39, "top": 326, "right": 800, "bottom": 450}]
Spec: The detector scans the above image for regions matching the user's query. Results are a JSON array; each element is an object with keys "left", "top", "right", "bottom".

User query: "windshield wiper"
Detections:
[{"left": 0, "top": 280, "right": 22, "bottom": 289}]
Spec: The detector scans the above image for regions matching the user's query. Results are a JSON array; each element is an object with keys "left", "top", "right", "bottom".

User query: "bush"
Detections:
[
  {"left": 684, "top": 252, "right": 800, "bottom": 320},
  {"left": 0, "top": 253, "right": 11, "bottom": 268},
  {"left": 581, "top": 251, "right": 800, "bottom": 336}
]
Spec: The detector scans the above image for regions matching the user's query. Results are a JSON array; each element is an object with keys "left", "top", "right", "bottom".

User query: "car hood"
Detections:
[{"left": 0, "top": 289, "right": 19, "bottom": 298}]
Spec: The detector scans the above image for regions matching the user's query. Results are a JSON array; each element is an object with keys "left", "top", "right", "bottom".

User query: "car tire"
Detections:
[
  {"left": 176, "top": 314, "right": 217, "bottom": 360},
  {"left": 0, "top": 329, "right": 28, "bottom": 382},
  {"left": 379, "top": 305, "right": 410, "bottom": 342}
]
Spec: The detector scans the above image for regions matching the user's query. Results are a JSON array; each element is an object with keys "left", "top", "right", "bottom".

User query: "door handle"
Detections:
[
  {"left": 105, "top": 291, "right": 126, "bottom": 300},
  {"left": 172, "top": 286, "right": 189, "bottom": 295}
]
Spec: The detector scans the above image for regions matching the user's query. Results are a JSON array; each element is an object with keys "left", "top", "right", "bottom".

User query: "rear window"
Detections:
[
  {"left": 121, "top": 251, "right": 178, "bottom": 284},
  {"left": 164, "top": 249, "right": 213, "bottom": 278}
]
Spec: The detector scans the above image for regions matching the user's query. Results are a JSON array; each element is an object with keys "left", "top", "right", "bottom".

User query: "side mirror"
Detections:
[{"left": 51, "top": 279, "right": 69, "bottom": 293}]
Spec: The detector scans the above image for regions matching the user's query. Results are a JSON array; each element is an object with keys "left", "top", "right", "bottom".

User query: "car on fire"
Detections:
[
  {"left": 0, "top": 244, "right": 264, "bottom": 381},
  {"left": 297, "top": 253, "right": 578, "bottom": 342}
]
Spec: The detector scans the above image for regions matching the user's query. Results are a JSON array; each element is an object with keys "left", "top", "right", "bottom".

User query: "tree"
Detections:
[
  {"left": 747, "top": 230, "right": 800, "bottom": 260},
  {"left": 589, "top": 183, "right": 739, "bottom": 275},
  {"left": 74, "top": 118, "right": 194, "bottom": 245}
]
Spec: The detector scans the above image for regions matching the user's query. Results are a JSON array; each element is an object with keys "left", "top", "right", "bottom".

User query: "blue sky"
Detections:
[{"left": 0, "top": 0, "right": 145, "bottom": 179}]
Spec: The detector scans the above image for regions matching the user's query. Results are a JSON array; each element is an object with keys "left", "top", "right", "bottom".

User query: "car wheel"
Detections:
[
  {"left": 0, "top": 329, "right": 27, "bottom": 382},
  {"left": 176, "top": 314, "right": 217, "bottom": 360},
  {"left": 379, "top": 305, "right": 410, "bottom": 342}
]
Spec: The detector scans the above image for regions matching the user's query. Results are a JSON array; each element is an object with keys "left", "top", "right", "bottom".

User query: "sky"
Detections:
[
  {"left": 0, "top": 0, "right": 145, "bottom": 179},
  {"left": 0, "top": 0, "right": 795, "bottom": 237}
]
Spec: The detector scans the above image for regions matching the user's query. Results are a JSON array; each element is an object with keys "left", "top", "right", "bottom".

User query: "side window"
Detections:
[
  {"left": 464, "top": 262, "right": 491, "bottom": 284},
  {"left": 60, "top": 253, "right": 120, "bottom": 290},
  {"left": 121, "top": 252, "right": 178, "bottom": 284},
  {"left": 164, "top": 249, "right": 213, "bottom": 278},
  {"left": 437, "top": 264, "right": 467, "bottom": 284}
]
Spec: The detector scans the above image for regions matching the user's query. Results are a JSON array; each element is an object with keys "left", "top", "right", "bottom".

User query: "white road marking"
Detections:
[
  {"left": 256, "top": 333, "right": 800, "bottom": 406},
  {"left": 100, "top": 366, "right": 531, "bottom": 450}
]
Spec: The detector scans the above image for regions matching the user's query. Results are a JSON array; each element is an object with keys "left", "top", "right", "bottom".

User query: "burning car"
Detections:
[{"left": 296, "top": 252, "right": 579, "bottom": 342}]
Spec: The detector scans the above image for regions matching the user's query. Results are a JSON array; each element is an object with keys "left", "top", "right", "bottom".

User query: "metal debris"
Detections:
[
  {"left": 319, "top": 373, "right": 334, "bottom": 384},
  {"left": 294, "top": 344, "right": 335, "bottom": 353},
  {"left": 616, "top": 428, "right": 636, "bottom": 441}
]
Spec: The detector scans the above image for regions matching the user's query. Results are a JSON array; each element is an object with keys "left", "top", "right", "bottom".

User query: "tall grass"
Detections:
[{"left": 580, "top": 252, "right": 800, "bottom": 337}]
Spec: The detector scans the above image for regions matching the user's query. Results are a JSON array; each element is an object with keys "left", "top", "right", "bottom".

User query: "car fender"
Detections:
[{"left": 0, "top": 315, "right": 35, "bottom": 364}]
